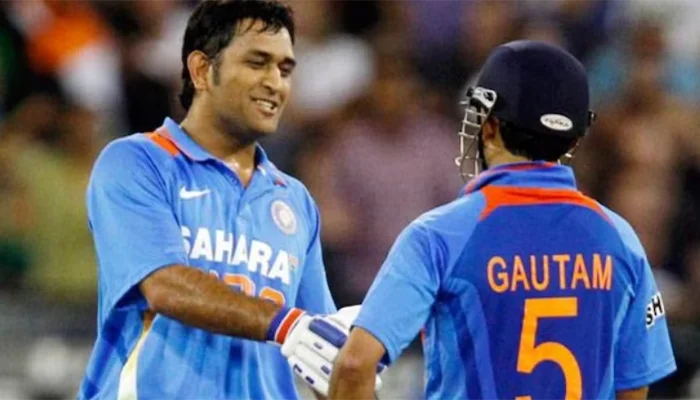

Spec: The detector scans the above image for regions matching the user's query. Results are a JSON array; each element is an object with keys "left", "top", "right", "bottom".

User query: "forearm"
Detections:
[
  {"left": 328, "top": 327, "right": 386, "bottom": 399},
  {"left": 328, "top": 364, "right": 375, "bottom": 400},
  {"left": 140, "top": 264, "right": 281, "bottom": 341},
  {"left": 328, "top": 347, "right": 377, "bottom": 400}
]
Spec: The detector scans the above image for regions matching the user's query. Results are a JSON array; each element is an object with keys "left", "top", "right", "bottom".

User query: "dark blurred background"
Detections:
[{"left": 0, "top": 0, "right": 698, "bottom": 398}]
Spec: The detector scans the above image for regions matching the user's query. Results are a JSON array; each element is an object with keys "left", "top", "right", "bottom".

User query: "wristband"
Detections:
[{"left": 266, "top": 307, "right": 305, "bottom": 344}]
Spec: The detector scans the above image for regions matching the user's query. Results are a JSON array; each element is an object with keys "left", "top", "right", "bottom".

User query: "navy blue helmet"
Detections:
[{"left": 457, "top": 40, "right": 596, "bottom": 178}]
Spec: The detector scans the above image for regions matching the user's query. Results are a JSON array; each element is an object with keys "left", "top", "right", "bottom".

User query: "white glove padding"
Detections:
[{"left": 281, "top": 306, "right": 384, "bottom": 396}]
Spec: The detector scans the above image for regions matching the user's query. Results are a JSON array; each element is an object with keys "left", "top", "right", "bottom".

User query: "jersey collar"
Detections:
[
  {"left": 158, "top": 117, "right": 287, "bottom": 187},
  {"left": 463, "top": 161, "right": 577, "bottom": 194},
  {"left": 159, "top": 117, "right": 211, "bottom": 161}
]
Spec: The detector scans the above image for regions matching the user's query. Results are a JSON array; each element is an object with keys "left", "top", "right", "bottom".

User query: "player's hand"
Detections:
[{"left": 267, "top": 306, "right": 384, "bottom": 396}]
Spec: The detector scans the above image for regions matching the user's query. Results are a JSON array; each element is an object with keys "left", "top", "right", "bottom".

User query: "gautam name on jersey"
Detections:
[{"left": 487, "top": 252, "right": 612, "bottom": 293}]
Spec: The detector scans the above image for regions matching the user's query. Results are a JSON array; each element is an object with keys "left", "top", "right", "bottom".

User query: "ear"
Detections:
[
  {"left": 568, "top": 138, "right": 583, "bottom": 156},
  {"left": 481, "top": 116, "right": 499, "bottom": 143},
  {"left": 187, "top": 50, "right": 212, "bottom": 92}
]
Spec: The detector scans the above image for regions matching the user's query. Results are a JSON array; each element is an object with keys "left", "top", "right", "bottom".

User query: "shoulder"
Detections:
[
  {"left": 93, "top": 133, "right": 177, "bottom": 177},
  {"left": 95, "top": 133, "right": 173, "bottom": 168},
  {"left": 277, "top": 170, "right": 309, "bottom": 197},
  {"left": 598, "top": 204, "right": 647, "bottom": 261},
  {"left": 375, "top": 194, "right": 487, "bottom": 282},
  {"left": 400, "top": 192, "right": 487, "bottom": 259},
  {"left": 264, "top": 163, "right": 320, "bottom": 222},
  {"left": 90, "top": 133, "right": 179, "bottom": 193},
  {"left": 414, "top": 191, "right": 486, "bottom": 235}
]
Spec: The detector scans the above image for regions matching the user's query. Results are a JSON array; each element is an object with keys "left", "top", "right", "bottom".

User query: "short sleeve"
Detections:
[
  {"left": 294, "top": 199, "right": 336, "bottom": 314},
  {"left": 87, "top": 139, "right": 188, "bottom": 318},
  {"left": 352, "top": 222, "right": 441, "bottom": 364},
  {"left": 614, "top": 256, "right": 676, "bottom": 390}
]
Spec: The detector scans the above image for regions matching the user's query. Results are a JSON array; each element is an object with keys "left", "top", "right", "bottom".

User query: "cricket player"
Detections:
[
  {"left": 77, "top": 1, "right": 381, "bottom": 398},
  {"left": 328, "top": 41, "right": 677, "bottom": 400}
]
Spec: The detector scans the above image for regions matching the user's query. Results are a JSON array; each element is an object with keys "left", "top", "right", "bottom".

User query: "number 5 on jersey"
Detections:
[{"left": 516, "top": 297, "right": 582, "bottom": 400}]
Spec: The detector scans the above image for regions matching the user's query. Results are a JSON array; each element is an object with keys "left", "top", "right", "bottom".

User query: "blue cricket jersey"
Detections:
[
  {"left": 79, "top": 117, "right": 336, "bottom": 400},
  {"left": 354, "top": 162, "right": 676, "bottom": 400}
]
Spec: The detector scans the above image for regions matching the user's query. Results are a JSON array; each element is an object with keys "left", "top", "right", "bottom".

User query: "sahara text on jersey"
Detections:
[{"left": 182, "top": 226, "right": 298, "bottom": 285}]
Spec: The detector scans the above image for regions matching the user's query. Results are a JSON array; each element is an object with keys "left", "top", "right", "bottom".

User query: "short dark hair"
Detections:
[
  {"left": 498, "top": 119, "right": 577, "bottom": 162},
  {"left": 178, "top": 0, "right": 295, "bottom": 111}
]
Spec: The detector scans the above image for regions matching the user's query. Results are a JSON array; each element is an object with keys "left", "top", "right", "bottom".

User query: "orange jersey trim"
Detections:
[
  {"left": 479, "top": 186, "right": 610, "bottom": 223},
  {"left": 146, "top": 132, "right": 180, "bottom": 157}
]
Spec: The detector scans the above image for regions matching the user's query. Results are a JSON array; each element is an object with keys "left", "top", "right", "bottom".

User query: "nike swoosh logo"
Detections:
[{"left": 179, "top": 187, "right": 211, "bottom": 199}]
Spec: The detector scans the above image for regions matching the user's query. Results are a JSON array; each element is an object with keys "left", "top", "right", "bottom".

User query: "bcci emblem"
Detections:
[{"left": 271, "top": 200, "right": 297, "bottom": 235}]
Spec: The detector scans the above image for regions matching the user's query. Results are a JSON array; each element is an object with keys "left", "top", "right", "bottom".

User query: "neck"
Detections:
[
  {"left": 182, "top": 102, "right": 258, "bottom": 160},
  {"left": 486, "top": 150, "right": 530, "bottom": 169},
  {"left": 180, "top": 103, "right": 259, "bottom": 186}
]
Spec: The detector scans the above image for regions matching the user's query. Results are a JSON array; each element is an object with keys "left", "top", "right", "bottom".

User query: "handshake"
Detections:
[{"left": 266, "top": 306, "right": 385, "bottom": 396}]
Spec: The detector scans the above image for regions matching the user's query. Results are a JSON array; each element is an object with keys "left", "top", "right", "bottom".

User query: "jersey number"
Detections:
[
  {"left": 221, "top": 273, "right": 286, "bottom": 305},
  {"left": 516, "top": 297, "right": 582, "bottom": 400}
]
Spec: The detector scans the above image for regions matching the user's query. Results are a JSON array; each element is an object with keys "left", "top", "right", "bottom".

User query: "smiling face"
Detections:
[{"left": 205, "top": 19, "right": 296, "bottom": 140}]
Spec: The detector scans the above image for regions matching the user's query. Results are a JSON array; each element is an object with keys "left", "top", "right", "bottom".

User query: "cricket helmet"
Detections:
[{"left": 456, "top": 40, "right": 596, "bottom": 179}]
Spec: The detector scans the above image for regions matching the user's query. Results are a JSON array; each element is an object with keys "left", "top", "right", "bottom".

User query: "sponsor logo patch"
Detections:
[
  {"left": 646, "top": 292, "right": 666, "bottom": 329},
  {"left": 540, "top": 114, "right": 573, "bottom": 131}
]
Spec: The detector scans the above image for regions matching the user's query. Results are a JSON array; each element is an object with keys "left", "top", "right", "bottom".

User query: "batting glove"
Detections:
[{"left": 266, "top": 306, "right": 384, "bottom": 396}]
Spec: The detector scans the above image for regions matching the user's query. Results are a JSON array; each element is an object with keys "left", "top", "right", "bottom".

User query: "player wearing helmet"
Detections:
[
  {"left": 328, "top": 40, "right": 676, "bottom": 400},
  {"left": 455, "top": 40, "right": 596, "bottom": 180}
]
